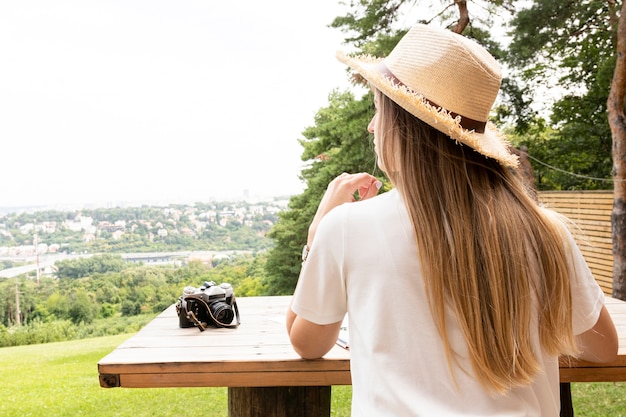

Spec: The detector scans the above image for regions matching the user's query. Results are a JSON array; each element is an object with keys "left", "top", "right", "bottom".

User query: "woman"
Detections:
[{"left": 286, "top": 24, "right": 617, "bottom": 416}]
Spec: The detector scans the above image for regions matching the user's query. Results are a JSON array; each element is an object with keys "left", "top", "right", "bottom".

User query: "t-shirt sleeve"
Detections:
[
  {"left": 557, "top": 216, "right": 606, "bottom": 336},
  {"left": 290, "top": 205, "right": 348, "bottom": 325}
]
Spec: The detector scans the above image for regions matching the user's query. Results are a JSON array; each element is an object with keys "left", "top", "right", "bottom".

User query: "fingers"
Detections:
[
  {"left": 334, "top": 173, "right": 381, "bottom": 200},
  {"left": 331, "top": 172, "right": 378, "bottom": 191},
  {"left": 358, "top": 180, "right": 382, "bottom": 200},
  {"left": 323, "top": 173, "right": 381, "bottom": 207}
]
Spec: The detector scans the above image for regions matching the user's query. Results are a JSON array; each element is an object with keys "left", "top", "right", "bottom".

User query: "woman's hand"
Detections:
[{"left": 307, "top": 172, "right": 382, "bottom": 247}]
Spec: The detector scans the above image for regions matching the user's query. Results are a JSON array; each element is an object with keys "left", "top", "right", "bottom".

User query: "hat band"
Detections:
[{"left": 377, "top": 63, "right": 487, "bottom": 134}]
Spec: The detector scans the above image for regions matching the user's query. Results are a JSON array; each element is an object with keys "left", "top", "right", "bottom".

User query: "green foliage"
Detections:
[
  {"left": 121, "top": 299, "right": 142, "bottom": 316},
  {"left": 0, "top": 252, "right": 270, "bottom": 347},
  {"left": 0, "top": 319, "right": 76, "bottom": 347},
  {"left": 509, "top": 118, "right": 613, "bottom": 190},
  {"left": 0, "top": 314, "right": 153, "bottom": 347},
  {"left": 504, "top": 0, "right": 615, "bottom": 188},
  {"left": 264, "top": 190, "right": 319, "bottom": 295},
  {"left": 330, "top": 0, "right": 403, "bottom": 48},
  {"left": 67, "top": 289, "right": 97, "bottom": 324},
  {"left": 45, "top": 292, "right": 71, "bottom": 320},
  {"left": 56, "top": 254, "right": 128, "bottom": 279},
  {"left": 264, "top": 90, "right": 386, "bottom": 294},
  {"left": 329, "top": 0, "right": 617, "bottom": 192}
]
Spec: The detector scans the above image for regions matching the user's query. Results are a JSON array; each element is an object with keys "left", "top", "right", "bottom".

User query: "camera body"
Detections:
[{"left": 176, "top": 281, "right": 239, "bottom": 331}]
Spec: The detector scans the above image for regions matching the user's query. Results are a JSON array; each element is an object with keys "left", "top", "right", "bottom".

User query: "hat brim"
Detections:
[{"left": 336, "top": 51, "right": 519, "bottom": 168}]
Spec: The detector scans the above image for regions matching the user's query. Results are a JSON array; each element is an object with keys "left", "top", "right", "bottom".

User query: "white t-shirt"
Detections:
[{"left": 291, "top": 189, "right": 604, "bottom": 417}]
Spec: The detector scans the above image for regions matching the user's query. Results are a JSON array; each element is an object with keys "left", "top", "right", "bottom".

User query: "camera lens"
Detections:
[{"left": 209, "top": 301, "right": 234, "bottom": 325}]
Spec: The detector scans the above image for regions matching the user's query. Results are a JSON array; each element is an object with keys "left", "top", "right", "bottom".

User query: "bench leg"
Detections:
[
  {"left": 228, "top": 386, "right": 331, "bottom": 417},
  {"left": 560, "top": 382, "right": 574, "bottom": 417}
]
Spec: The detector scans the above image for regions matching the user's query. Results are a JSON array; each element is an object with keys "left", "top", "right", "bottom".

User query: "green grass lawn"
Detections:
[
  {"left": 0, "top": 334, "right": 223, "bottom": 417},
  {"left": 0, "top": 334, "right": 623, "bottom": 416},
  {"left": 0, "top": 334, "right": 352, "bottom": 417},
  {"left": 571, "top": 381, "right": 626, "bottom": 416}
]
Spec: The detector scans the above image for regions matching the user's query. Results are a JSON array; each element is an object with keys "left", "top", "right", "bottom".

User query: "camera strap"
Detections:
[{"left": 181, "top": 295, "right": 241, "bottom": 332}]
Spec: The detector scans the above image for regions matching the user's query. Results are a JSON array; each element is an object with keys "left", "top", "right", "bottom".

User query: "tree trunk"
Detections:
[
  {"left": 451, "top": 1, "right": 470, "bottom": 34},
  {"left": 609, "top": 1, "right": 626, "bottom": 301}
]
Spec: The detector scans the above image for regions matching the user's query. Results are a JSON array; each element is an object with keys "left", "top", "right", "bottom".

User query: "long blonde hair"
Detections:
[{"left": 374, "top": 89, "right": 579, "bottom": 393}]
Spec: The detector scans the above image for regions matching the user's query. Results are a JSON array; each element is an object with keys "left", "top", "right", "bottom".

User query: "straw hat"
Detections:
[{"left": 336, "top": 24, "right": 519, "bottom": 168}]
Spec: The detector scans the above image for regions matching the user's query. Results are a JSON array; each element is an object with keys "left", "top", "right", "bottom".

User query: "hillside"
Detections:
[{"left": 0, "top": 199, "right": 288, "bottom": 265}]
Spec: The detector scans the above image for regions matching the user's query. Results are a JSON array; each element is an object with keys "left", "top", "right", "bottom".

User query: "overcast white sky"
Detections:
[{"left": 0, "top": 1, "right": 355, "bottom": 208}]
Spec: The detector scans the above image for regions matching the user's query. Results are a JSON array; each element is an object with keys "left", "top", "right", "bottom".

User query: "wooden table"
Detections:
[
  {"left": 98, "top": 296, "right": 350, "bottom": 417},
  {"left": 98, "top": 295, "right": 626, "bottom": 417}
]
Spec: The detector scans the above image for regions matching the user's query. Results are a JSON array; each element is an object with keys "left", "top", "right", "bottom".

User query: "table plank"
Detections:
[
  {"left": 98, "top": 296, "right": 350, "bottom": 388},
  {"left": 115, "top": 371, "right": 352, "bottom": 388}
]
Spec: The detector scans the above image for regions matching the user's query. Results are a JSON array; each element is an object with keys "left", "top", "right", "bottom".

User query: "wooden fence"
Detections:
[{"left": 538, "top": 190, "right": 613, "bottom": 295}]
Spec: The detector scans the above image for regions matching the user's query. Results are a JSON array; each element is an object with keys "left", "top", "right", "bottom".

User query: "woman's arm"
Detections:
[
  {"left": 286, "top": 172, "right": 381, "bottom": 359},
  {"left": 286, "top": 305, "right": 342, "bottom": 359},
  {"left": 575, "top": 305, "right": 618, "bottom": 363}
]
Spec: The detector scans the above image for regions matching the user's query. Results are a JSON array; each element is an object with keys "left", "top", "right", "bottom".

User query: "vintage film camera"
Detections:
[{"left": 176, "top": 281, "right": 240, "bottom": 331}]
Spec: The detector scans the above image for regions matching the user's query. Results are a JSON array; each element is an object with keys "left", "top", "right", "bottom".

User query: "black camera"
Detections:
[{"left": 176, "top": 281, "right": 240, "bottom": 331}]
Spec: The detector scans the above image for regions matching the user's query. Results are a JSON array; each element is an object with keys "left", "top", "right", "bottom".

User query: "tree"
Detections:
[
  {"left": 264, "top": 90, "right": 380, "bottom": 294},
  {"left": 45, "top": 292, "right": 71, "bottom": 321},
  {"left": 67, "top": 290, "right": 96, "bottom": 324},
  {"left": 506, "top": 0, "right": 626, "bottom": 298},
  {"left": 505, "top": 0, "right": 615, "bottom": 191},
  {"left": 121, "top": 299, "right": 141, "bottom": 316},
  {"left": 264, "top": 2, "right": 513, "bottom": 295},
  {"left": 609, "top": 0, "right": 626, "bottom": 300},
  {"left": 56, "top": 254, "right": 128, "bottom": 279}
]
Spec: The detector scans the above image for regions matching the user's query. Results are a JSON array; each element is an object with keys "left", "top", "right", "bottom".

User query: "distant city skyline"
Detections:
[
  {"left": 0, "top": 187, "right": 293, "bottom": 214},
  {"left": 0, "top": 1, "right": 353, "bottom": 208}
]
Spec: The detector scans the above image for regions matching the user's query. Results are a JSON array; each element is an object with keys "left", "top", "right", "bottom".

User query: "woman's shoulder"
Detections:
[
  {"left": 321, "top": 189, "right": 407, "bottom": 231},
  {"left": 335, "top": 188, "right": 401, "bottom": 215}
]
